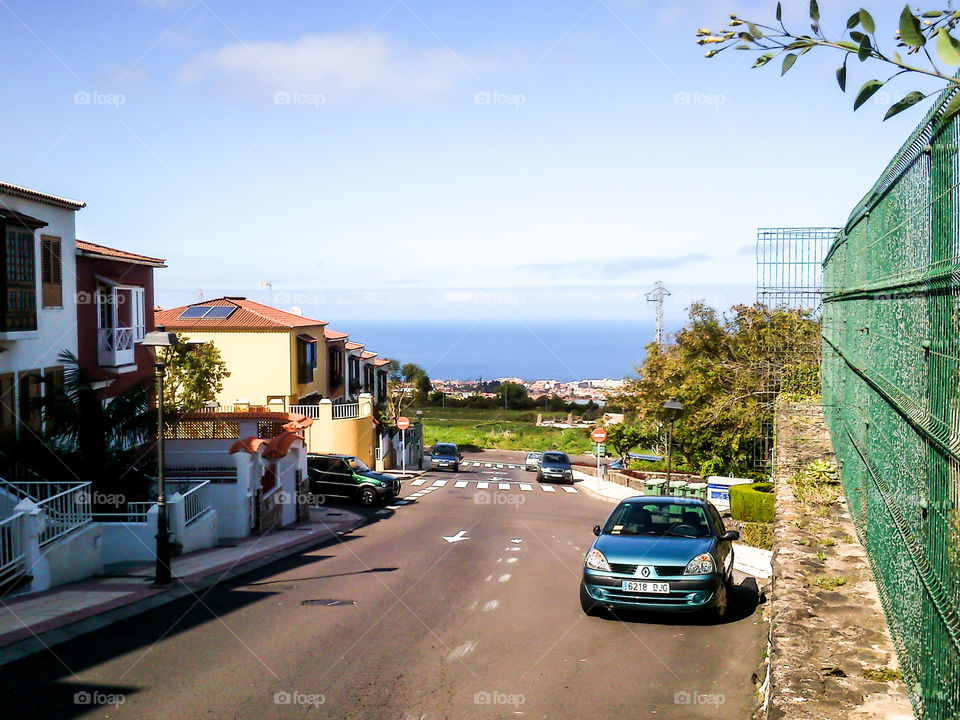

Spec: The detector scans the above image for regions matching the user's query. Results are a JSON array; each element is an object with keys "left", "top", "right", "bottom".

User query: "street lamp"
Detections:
[
  {"left": 141, "top": 325, "right": 179, "bottom": 585},
  {"left": 662, "top": 398, "right": 683, "bottom": 489}
]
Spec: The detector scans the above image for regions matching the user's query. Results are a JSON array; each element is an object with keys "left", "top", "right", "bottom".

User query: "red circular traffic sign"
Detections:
[
  {"left": 396, "top": 416, "right": 411, "bottom": 431},
  {"left": 591, "top": 427, "right": 607, "bottom": 443}
]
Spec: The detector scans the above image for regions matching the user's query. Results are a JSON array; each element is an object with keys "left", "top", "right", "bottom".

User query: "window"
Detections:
[
  {"left": 40, "top": 236, "right": 62, "bottom": 307},
  {"left": 0, "top": 374, "right": 14, "bottom": 438},
  {"left": 1, "top": 226, "right": 37, "bottom": 331},
  {"left": 17, "top": 371, "right": 41, "bottom": 433},
  {"left": 131, "top": 287, "right": 145, "bottom": 341},
  {"left": 328, "top": 347, "right": 344, "bottom": 387},
  {"left": 297, "top": 335, "right": 317, "bottom": 384}
]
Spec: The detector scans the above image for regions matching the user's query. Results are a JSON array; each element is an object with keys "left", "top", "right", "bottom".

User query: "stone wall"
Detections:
[{"left": 766, "top": 401, "right": 913, "bottom": 720}]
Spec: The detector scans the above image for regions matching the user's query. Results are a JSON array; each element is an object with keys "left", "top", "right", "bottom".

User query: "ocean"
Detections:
[{"left": 338, "top": 320, "right": 662, "bottom": 381}]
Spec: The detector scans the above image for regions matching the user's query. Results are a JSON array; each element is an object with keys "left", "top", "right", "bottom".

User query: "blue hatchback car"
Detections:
[{"left": 580, "top": 496, "right": 739, "bottom": 618}]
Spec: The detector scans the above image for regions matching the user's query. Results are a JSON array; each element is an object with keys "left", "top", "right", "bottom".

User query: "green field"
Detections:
[{"left": 422, "top": 413, "right": 593, "bottom": 455}]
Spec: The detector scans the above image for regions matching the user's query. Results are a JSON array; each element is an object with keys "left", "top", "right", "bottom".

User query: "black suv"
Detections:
[{"left": 307, "top": 454, "right": 402, "bottom": 507}]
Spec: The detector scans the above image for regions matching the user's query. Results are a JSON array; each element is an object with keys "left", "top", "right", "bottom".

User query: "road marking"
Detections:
[
  {"left": 410, "top": 479, "right": 428, "bottom": 486},
  {"left": 497, "top": 574, "right": 511, "bottom": 582},
  {"left": 454, "top": 480, "right": 468, "bottom": 488},
  {"left": 507, "top": 557, "right": 518, "bottom": 563},
  {"left": 485, "top": 574, "right": 493, "bottom": 581},
  {"left": 482, "top": 600, "right": 499, "bottom": 611},
  {"left": 498, "top": 483, "right": 510, "bottom": 490},
  {"left": 448, "top": 640, "right": 476, "bottom": 660},
  {"left": 432, "top": 480, "right": 448, "bottom": 487},
  {"left": 496, "top": 464, "right": 504, "bottom": 468},
  {"left": 484, "top": 463, "right": 493, "bottom": 467},
  {"left": 477, "top": 482, "right": 489, "bottom": 489},
  {"left": 442, "top": 530, "right": 469, "bottom": 543},
  {"left": 562, "top": 486, "right": 578, "bottom": 493},
  {"left": 510, "top": 538, "right": 523, "bottom": 543},
  {"left": 540, "top": 485, "right": 555, "bottom": 492},
  {"left": 466, "top": 600, "right": 478, "bottom": 611},
  {"left": 518, "top": 484, "right": 533, "bottom": 491}
]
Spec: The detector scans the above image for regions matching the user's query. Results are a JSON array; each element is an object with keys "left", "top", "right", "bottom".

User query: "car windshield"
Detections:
[
  {"left": 527, "top": 452, "right": 542, "bottom": 459},
  {"left": 602, "top": 502, "right": 711, "bottom": 538},
  {"left": 542, "top": 452, "right": 569, "bottom": 465},
  {"left": 346, "top": 457, "right": 370, "bottom": 472},
  {"left": 434, "top": 444, "right": 457, "bottom": 456}
]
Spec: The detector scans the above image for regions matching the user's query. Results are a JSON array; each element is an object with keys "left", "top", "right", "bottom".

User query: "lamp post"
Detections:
[
  {"left": 663, "top": 398, "right": 683, "bottom": 490},
  {"left": 141, "top": 325, "right": 180, "bottom": 585}
]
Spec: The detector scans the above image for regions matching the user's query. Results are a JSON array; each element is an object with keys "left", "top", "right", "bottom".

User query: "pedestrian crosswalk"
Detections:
[
  {"left": 403, "top": 477, "right": 577, "bottom": 495},
  {"left": 462, "top": 461, "right": 525, "bottom": 469}
]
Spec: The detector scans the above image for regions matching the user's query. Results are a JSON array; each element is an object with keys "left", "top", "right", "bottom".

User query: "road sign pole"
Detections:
[
  {"left": 402, "top": 428, "right": 406, "bottom": 474},
  {"left": 596, "top": 443, "right": 601, "bottom": 490}
]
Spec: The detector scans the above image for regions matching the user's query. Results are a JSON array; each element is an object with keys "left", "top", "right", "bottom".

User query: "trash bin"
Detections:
[
  {"left": 668, "top": 480, "right": 688, "bottom": 497},
  {"left": 685, "top": 482, "right": 707, "bottom": 501},
  {"left": 644, "top": 479, "right": 666, "bottom": 496}
]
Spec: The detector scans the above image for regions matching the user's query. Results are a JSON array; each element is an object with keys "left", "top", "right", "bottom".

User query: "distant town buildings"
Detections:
[{"left": 431, "top": 377, "right": 624, "bottom": 404}]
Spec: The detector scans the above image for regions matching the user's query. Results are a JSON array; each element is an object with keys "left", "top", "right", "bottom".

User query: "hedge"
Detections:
[{"left": 730, "top": 482, "right": 774, "bottom": 523}]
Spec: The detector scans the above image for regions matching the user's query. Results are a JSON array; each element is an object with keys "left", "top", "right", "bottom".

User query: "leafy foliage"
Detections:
[
  {"left": 700, "top": 4, "right": 960, "bottom": 121},
  {"left": 158, "top": 333, "right": 230, "bottom": 414},
  {"left": 38, "top": 351, "right": 154, "bottom": 496},
  {"left": 604, "top": 424, "right": 647, "bottom": 459},
  {"left": 611, "top": 302, "right": 820, "bottom": 477}
]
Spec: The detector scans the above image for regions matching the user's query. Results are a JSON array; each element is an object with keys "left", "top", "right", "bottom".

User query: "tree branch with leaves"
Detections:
[{"left": 699, "top": 2, "right": 960, "bottom": 121}]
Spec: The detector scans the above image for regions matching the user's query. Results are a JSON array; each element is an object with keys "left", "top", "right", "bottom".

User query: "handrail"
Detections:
[
  {"left": 180, "top": 480, "right": 211, "bottom": 526},
  {"left": 0, "top": 512, "right": 25, "bottom": 586}
]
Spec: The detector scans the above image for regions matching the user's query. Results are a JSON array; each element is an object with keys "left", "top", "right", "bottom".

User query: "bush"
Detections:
[
  {"left": 730, "top": 482, "right": 774, "bottom": 523},
  {"left": 740, "top": 522, "right": 773, "bottom": 550}
]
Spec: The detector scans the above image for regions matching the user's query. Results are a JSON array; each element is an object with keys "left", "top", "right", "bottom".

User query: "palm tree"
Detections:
[{"left": 39, "top": 351, "right": 154, "bottom": 499}]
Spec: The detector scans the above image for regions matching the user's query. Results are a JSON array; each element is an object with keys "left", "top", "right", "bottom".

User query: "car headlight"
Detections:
[
  {"left": 683, "top": 553, "right": 715, "bottom": 575},
  {"left": 584, "top": 548, "right": 611, "bottom": 572},
  {"left": 564, "top": 469, "right": 573, "bottom": 476}
]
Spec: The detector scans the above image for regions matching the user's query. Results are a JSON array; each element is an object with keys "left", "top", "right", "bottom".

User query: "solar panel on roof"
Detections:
[
  {"left": 204, "top": 306, "right": 235, "bottom": 319},
  {"left": 179, "top": 306, "right": 212, "bottom": 319}
]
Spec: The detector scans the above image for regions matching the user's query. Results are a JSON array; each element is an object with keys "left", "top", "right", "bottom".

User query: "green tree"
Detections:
[
  {"left": 700, "top": 4, "right": 960, "bottom": 121},
  {"left": 384, "top": 360, "right": 431, "bottom": 426},
  {"left": 498, "top": 382, "right": 532, "bottom": 410},
  {"left": 39, "top": 351, "right": 154, "bottom": 498},
  {"left": 605, "top": 424, "right": 646, "bottom": 460},
  {"left": 158, "top": 333, "right": 230, "bottom": 413},
  {"left": 613, "top": 302, "right": 820, "bottom": 477}
]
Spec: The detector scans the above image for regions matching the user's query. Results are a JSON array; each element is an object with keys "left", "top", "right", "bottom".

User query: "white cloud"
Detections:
[{"left": 181, "top": 32, "right": 496, "bottom": 107}]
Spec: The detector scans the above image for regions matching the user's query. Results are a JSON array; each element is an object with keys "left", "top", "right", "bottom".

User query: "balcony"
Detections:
[{"left": 98, "top": 326, "right": 136, "bottom": 367}]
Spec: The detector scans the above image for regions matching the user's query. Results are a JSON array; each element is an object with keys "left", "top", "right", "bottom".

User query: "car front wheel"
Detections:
[
  {"left": 580, "top": 582, "right": 601, "bottom": 616},
  {"left": 359, "top": 487, "right": 378, "bottom": 507},
  {"left": 713, "top": 575, "right": 732, "bottom": 620}
]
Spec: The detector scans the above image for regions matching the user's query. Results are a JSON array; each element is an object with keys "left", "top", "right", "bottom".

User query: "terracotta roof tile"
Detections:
[
  {"left": 373, "top": 358, "right": 391, "bottom": 367},
  {"left": 0, "top": 180, "right": 85, "bottom": 210},
  {"left": 76, "top": 239, "right": 166, "bottom": 267},
  {"left": 155, "top": 297, "right": 328, "bottom": 330},
  {"left": 345, "top": 341, "right": 363, "bottom": 350},
  {"left": 360, "top": 351, "right": 378, "bottom": 360},
  {"left": 324, "top": 328, "right": 348, "bottom": 341}
]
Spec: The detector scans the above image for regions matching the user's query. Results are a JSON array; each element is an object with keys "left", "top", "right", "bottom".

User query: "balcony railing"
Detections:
[
  {"left": 289, "top": 404, "right": 321, "bottom": 419},
  {"left": 333, "top": 403, "right": 360, "bottom": 419},
  {"left": 98, "top": 326, "right": 137, "bottom": 367},
  {"left": 92, "top": 501, "right": 155, "bottom": 523},
  {"left": 0, "top": 513, "right": 25, "bottom": 587}
]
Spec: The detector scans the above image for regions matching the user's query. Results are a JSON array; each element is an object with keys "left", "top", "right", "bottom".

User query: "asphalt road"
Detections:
[{"left": 0, "top": 464, "right": 766, "bottom": 719}]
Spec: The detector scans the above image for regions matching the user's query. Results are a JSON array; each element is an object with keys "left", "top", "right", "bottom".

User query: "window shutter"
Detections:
[{"left": 40, "top": 236, "right": 62, "bottom": 308}]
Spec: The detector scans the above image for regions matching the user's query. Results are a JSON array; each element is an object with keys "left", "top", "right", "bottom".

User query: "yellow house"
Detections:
[{"left": 154, "top": 297, "right": 377, "bottom": 463}]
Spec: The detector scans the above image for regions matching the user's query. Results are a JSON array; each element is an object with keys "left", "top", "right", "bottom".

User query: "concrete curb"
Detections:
[{"left": 0, "top": 510, "right": 366, "bottom": 667}]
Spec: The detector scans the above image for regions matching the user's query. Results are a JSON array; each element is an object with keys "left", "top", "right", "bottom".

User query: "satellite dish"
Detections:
[{"left": 289, "top": 306, "right": 303, "bottom": 316}]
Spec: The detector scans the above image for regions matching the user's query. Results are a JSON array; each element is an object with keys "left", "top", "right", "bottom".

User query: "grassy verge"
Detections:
[{"left": 423, "top": 418, "right": 593, "bottom": 455}]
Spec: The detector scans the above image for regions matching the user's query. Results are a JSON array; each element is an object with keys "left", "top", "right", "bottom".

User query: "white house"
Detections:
[{"left": 0, "top": 181, "right": 85, "bottom": 439}]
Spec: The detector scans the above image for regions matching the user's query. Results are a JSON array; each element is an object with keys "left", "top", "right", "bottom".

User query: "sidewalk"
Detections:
[
  {"left": 573, "top": 471, "right": 773, "bottom": 580},
  {"left": 0, "top": 506, "right": 365, "bottom": 666}
]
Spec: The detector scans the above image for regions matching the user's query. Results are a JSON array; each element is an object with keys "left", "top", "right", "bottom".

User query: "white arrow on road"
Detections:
[{"left": 443, "top": 530, "right": 470, "bottom": 543}]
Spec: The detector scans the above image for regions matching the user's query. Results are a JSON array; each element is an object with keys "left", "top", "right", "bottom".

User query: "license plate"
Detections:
[{"left": 622, "top": 580, "right": 670, "bottom": 593}]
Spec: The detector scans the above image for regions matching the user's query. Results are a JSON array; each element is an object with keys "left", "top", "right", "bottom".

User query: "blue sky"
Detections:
[{"left": 1, "top": 0, "right": 939, "bottom": 323}]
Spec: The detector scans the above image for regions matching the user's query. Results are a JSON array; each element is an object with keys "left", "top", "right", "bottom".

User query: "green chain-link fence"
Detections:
[{"left": 822, "top": 87, "right": 960, "bottom": 718}]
